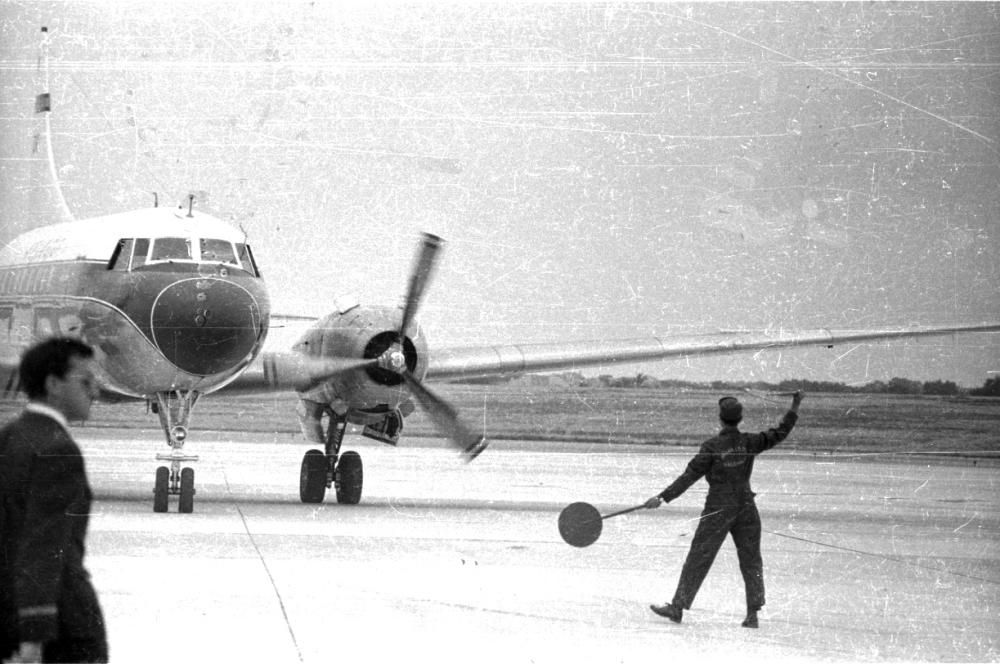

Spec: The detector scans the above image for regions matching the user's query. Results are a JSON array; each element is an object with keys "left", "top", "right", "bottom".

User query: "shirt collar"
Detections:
[{"left": 25, "top": 402, "right": 70, "bottom": 431}]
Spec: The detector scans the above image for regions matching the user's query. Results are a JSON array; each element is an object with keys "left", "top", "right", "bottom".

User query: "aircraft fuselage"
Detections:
[{"left": 0, "top": 207, "right": 270, "bottom": 399}]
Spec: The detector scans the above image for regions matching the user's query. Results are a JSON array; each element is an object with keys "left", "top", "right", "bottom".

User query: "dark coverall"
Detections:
[
  {"left": 657, "top": 409, "right": 798, "bottom": 611},
  {"left": 0, "top": 412, "right": 108, "bottom": 663}
]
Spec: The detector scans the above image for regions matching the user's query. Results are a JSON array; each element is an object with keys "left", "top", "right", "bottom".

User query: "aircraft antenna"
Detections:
[
  {"left": 152, "top": 192, "right": 158, "bottom": 208},
  {"left": 187, "top": 193, "right": 195, "bottom": 217}
]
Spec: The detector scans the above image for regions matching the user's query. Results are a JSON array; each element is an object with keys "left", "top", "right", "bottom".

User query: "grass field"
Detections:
[{"left": 10, "top": 384, "right": 993, "bottom": 458}]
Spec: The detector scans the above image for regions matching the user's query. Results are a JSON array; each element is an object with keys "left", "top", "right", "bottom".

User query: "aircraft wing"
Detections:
[
  {"left": 219, "top": 314, "right": 355, "bottom": 393},
  {"left": 424, "top": 322, "right": 1000, "bottom": 382}
]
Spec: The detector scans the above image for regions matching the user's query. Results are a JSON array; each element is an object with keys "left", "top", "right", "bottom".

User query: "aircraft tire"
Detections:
[
  {"left": 335, "top": 451, "right": 363, "bottom": 505},
  {"left": 179, "top": 467, "right": 195, "bottom": 514},
  {"left": 153, "top": 466, "right": 169, "bottom": 513},
  {"left": 300, "top": 449, "right": 327, "bottom": 503}
]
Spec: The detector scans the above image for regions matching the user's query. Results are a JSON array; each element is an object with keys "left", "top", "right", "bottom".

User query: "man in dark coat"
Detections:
[
  {"left": 1, "top": 338, "right": 108, "bottom": 663},
  {"left": 645, "top": 391, "right": 803, "bottom": 628}
]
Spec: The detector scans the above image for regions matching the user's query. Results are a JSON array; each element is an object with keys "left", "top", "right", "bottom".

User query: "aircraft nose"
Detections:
[{"left": 151, "top": 278, "right": 262, "bottom": 375}]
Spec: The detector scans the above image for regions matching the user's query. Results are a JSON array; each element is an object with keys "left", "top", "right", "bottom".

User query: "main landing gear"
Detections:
[
  {"left": 151, "top": 391, "right": 200, "bottom": 513},
  {"left": 300, "top": 414, "right": 363, "bottom": 505}
]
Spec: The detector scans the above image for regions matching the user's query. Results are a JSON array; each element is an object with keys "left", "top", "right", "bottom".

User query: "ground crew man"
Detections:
[{"left": 645, "top": 391, "right": 803, "bottom": 628}]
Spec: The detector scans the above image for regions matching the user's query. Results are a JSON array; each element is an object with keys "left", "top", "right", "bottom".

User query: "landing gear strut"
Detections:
[
  {"left": 152, "top": 391, "right": 200, "bottom": 513},
  {"left": 299, "top": 412, "right": 364, "bottom": 505}
]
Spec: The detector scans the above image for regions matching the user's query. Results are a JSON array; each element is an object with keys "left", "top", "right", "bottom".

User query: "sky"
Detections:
[{"left": 1, "top": 1, "right": 998, "bottom": 386}]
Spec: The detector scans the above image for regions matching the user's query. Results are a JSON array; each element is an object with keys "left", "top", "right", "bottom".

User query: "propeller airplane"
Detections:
[{"left": 2, "top": 27, "right": 998, "bottom": 513}]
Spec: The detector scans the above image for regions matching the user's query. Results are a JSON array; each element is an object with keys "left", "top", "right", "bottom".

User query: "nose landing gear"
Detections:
[{"left": 151, "top": 392, "right": 200, "bottom": 513}]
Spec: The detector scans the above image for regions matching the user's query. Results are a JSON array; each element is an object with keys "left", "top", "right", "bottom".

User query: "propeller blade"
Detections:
[
  {"left": 398, "top": 232, "right": 444, "bottom": 340},
  {"left": 395, "top": 234, "right": 487, "bottom": 460},
  {"left": 402, "top": 372, "right": 488, "bottom": 461}
]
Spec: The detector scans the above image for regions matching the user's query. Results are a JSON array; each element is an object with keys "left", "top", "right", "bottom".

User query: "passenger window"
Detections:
[
  {"left": 151, "top": 237, "right": 192, "bottom": 262},
  {"left": 0, "top": 306, "right": 12, "bottom": 346},
  {"left": 132, "top": 238, "right": 150, "bottom": 268},
  {"left": 200, "top": 238, "right": 237, "bottom": 265}
]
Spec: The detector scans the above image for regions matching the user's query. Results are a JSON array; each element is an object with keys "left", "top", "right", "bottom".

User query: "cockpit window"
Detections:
[
  {"left": 150, "top": 237, "right": 192, "bottom": 262},
  {"left": 132, "top": 239, "right": 149, "bottom": 268},
  {"left": 200, "top": 238, "right": 238, "bottom": 265},
  {"left": 115, "top": 236, "right": 260, "bottom": 276},
  {"left": 107, "top": 238, "right": 133, "bottom": 270},
  {"left": 236, "top": 243, "right": 261, "bottom": 277}
]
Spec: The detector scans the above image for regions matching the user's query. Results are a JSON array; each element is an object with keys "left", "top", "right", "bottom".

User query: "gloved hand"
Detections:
[{"left": 644, "top": 496, "right": 662, "bottom": 509}]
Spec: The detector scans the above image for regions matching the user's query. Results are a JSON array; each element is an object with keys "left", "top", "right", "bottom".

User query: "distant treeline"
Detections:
[{"left": 453, "top": 374, "right": 1000, "bottom": 397}]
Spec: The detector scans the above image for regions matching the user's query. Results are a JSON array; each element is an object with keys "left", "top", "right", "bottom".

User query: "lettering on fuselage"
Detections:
[
  {"left": 0, "top": 261, "right": 103, "bottom": 351},
  {"left": 0, "top": 262, "right": 74, "bottom": 296}
]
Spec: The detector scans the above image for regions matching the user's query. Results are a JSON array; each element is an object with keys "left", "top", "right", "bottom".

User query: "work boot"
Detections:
[
  {"left": 650, "top": 603, "right": 683, "bottom": 623},
  {"left": 741, "top": 609, "right": 759, "bottom": 628}
]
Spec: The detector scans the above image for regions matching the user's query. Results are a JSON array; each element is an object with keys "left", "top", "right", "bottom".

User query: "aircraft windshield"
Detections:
[
  {"left": 133, "top": 238, "right": 149, "bottom": 268},
  {"left": 236, "top": 243, "right": 261, "bottom": 277},
  {"left": 200, "top": 238, "right": 238, "bottom": 265},
  {"left": 151, "top": 237, "right": 192, "bottom": 262},
  {"left": 113, "top": 236, "right": 260, "bottom": 276}
]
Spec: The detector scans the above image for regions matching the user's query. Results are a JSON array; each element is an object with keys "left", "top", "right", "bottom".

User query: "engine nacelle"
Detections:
[{"left": 293, "top": 303, "right": 427, "bottom": 431}]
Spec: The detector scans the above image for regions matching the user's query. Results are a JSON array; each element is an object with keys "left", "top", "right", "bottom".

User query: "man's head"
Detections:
[
  {"left": 19, "top": 337, "right": 98, "bottom": 421},
  {"left": 718, "top": 396, "right": 743, "bottom": 425}
]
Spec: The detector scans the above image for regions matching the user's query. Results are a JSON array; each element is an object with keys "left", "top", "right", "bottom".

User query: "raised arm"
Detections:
[{"left": 747, "top": 390, "right": 804, "bottom": 455}]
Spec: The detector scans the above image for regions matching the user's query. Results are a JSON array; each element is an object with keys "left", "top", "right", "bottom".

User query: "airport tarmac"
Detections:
[{"left": 75, "top": 429, "right": 998, "bottom": 663}]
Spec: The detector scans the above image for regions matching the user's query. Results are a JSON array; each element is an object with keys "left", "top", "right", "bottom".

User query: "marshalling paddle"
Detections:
[{"left": 558, "top": 501, "right": 649, "bottom": 547}]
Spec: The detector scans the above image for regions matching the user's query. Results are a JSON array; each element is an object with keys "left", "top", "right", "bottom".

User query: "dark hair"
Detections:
[
  {"left": 718, "top": 396, "right": 743, "bottom": 425},
  {"left": 19, "top": 337, "right": 95, "bottom": 399}
]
